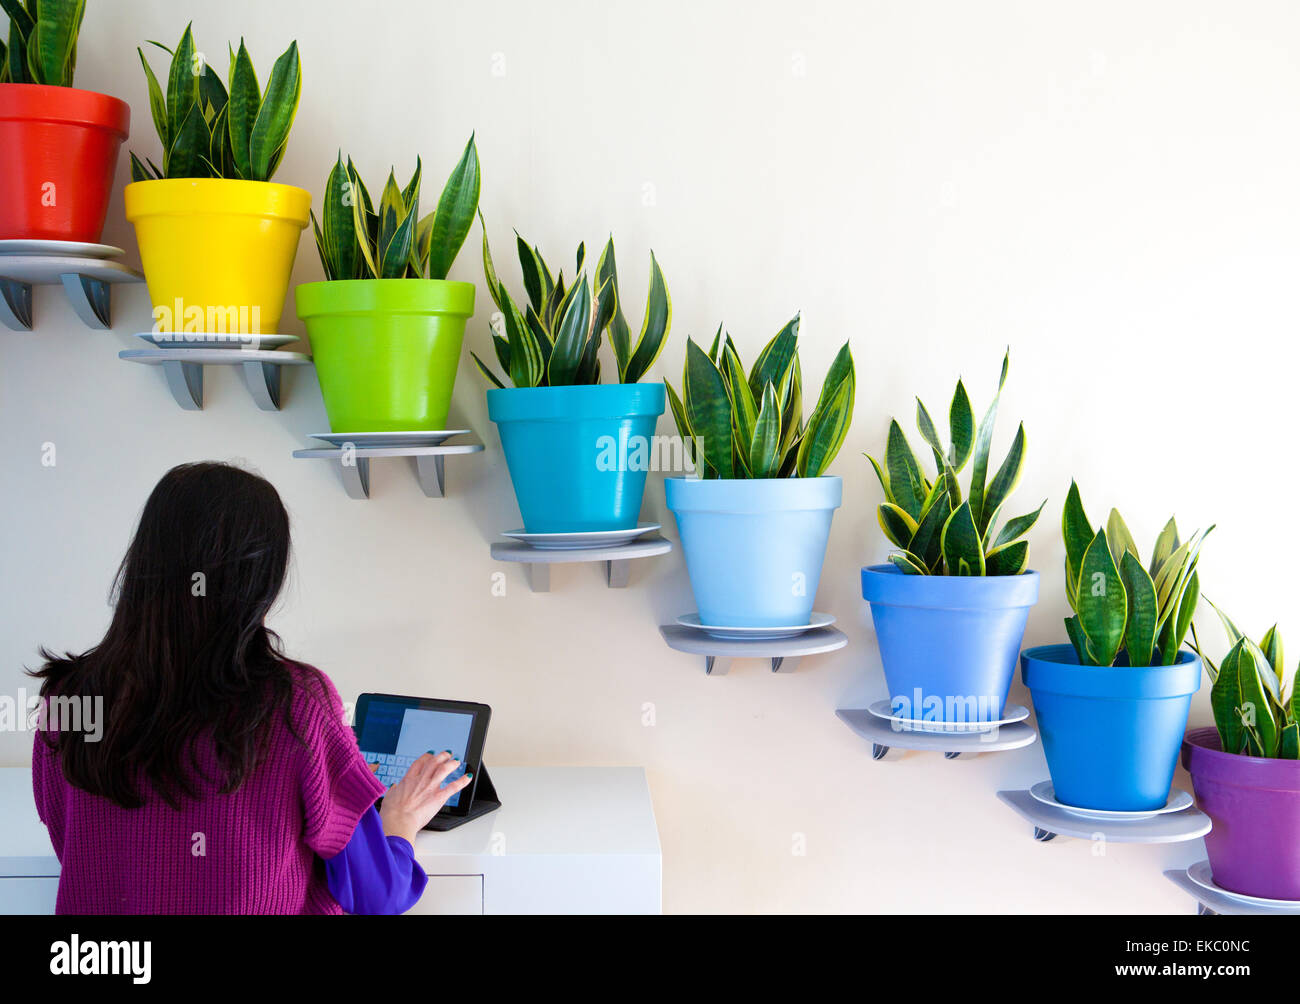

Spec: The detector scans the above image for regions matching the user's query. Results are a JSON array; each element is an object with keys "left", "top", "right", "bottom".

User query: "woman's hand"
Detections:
[{"left": 378, "top": 751, "right": 472, "bottom": 845}]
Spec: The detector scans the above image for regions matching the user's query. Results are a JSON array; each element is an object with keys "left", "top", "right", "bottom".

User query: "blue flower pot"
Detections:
[
  {"left": 1022, "top": 644, "right": 1202, "bottom": 811},
  {"left": 665, "top": 476, "right": 841, "bottom": 627},
  {"left": 860, "top": 565, "right": 1039, "bottom": 722},
  {"left": 487, "top": 383, "right": 666, "bottom": 533}
]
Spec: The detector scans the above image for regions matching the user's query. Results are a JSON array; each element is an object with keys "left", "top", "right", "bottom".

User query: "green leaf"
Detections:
[
  {"left": 248, "top": 40, "right": 300, "bottom": 182},
  {"left": 1212, "top": 641, "right": 1248, "bottom": 754},
  {"left": 978, "top": 421, "right": 1025, "bottom": 535},
  {"left": 622, "top": 252, "right": 671, "bottom": 384},
  {"left": 1077, "top": 529, "right": 1127, "bottom": 666},
  {"left": 1064, "top": 614, "right": 1096, "bottom": 665},
  {"left": 129, "top": 151, "right": 155, "bottom": 182},
  {"left": 1237, "top": 643, "right": 1280, "bottom": 757},
  {"left": 948, "top": 380, "right": 975, "bottom": 471},
  {"left": 1062, "top": 480, "right": 1093, "bottom": 611},
  {"left": 941, "top": 501, "right": 985, "bottom": 577},
  {"left": 1261, "top": 624, "right": 1285, "bottom": 680},
  {"left": 501, "top": 286, "right": 543, "bottom": 388},
  {"left": 797, "top": 344, "right": 854, "bottom": 478},
  {"left": 137, "top": 47, "right": 168, "bottom": 151},
  {"left": 375, "top": 171, "right": 414, "bottom": 279},
  {"left": 865, "top": 453, "right": 891, "bottom": 502},
  {"left": 478, "top": 211, "right": 503, "bottom": 311},
  {"left": 317, "top": 155, "right": 358, "bottom": 280},
  {"left": 908, "top": 488, "right": 953, "bottom": 570},
  {"left": 1119, "top": 551, "right": 1157, "bottom": 667},
  {"left": 424, "top": 135, "right": 480, "bottom": 280},
  {"left": 879, "top": 503, "right": 920, "bottom": 549},
  {"left": 683, "top": 339, "right": 734, "bottom": 479},
  {"left": 227, "top": 40, "right": 260, "bottom": 182},
  {"left": 992, "top": 498, "right": 1047, "bottom": 549},
  {"left": 889, "top": 551, "right": 928, "bottom": 575},
  {"left": 884, "top": 420, "right": 927, "bottom": 519},
  {"left": 746, "top": 383, "right": 783, "bottom": 479},
  {"left": 25, "top": 0, "right": 82, "bottom": 85},
  {"left": 546, "top": 274, "right": 591, "bottom": 387},
  {"left": 984, "top": 539, "right": 1028, "bottom": 576},
  {"left": 1150, "top": 517, "right": 1180, "bottom": 579},
  {"left": 915, "top": 397, "right": 944, "bottom": 458},
  {"left": 165, "top": 24, "right": 198, "bottom": 168},
  {"left": 595, "top": 239, "right": 631, "bottom": 374},
  {"left": 968, "top": 349, "right": 1010, "bottom": 530},
  {"left": 1280, "top": 723, "right": 1300, "bottom": 760},
  {"left": 721, "top": 342, "right": 757, "bottom": 464},
  {"left": 165, "top": 100, "right": 212, "bottom": 180},
  {"left": 1160, "top": 568, "right": 1200, "bottom": 666},
  {"left": 748, "top": 315, "right": 799, "bottom": 402},
  {"left": 470, "top": 351, "right": 505, "bottom": 388},
  {"left": 1106, "top": 509, "right": 1140, "bottom": 566}
]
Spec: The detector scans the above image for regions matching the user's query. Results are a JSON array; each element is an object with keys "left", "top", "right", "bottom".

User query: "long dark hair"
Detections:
[{"left": 32, "top": 462, "right": 296, "bottom": 809}]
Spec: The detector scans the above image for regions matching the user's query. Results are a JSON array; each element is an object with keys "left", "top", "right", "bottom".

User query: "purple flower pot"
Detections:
[{"left": 1183, "top": 727, "right": 1300, "bottom": 901}]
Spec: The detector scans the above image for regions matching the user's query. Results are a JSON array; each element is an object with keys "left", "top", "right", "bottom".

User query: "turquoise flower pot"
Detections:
[
  {"left": 665, "top": 476, "right": 841, "bottom": 627},
  {"left": 487, "top": 383, "right": 666, "bottom": 533}
]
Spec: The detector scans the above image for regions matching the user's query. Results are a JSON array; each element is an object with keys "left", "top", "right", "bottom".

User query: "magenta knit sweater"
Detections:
[{"left": 31, "top": 662, "right": 385, "bottom": 915}]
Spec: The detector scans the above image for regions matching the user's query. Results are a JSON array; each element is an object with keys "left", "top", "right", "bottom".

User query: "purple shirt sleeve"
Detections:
[{"left": 324, "top": 805, "right": 428, "bottom": 914}]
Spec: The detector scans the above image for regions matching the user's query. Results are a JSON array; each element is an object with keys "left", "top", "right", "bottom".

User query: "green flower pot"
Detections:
[{"left": 296, "top": 278, "right": 475, "bottom": 432}]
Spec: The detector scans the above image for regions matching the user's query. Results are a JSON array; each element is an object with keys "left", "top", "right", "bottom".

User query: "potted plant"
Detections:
[
  {"left": 663, "top": 319, "right": 854, "bottom": 627},
  {"left": 296, "top": 138, "right": 480, "bottom": 432},
  {"left": 1183, "top": 610, "right": 1300, "bottom": 900},
  {"left": 1021, "top": 483, "right": 1211, "bottom": 811},
  {"left": 125, "top": 25, "right": 305, "bottom": 335},
  {"left": 0, "top": 0, "right": 130, "bottom": 242},
  {"left": 861, "top": 353, "right": 1041, "bottom": 723},
  {"left": 472, "top": 225, "right": 670, "bottom": 533}
]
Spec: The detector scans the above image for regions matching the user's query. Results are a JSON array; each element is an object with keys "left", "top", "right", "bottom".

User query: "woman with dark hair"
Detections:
[{"left": 30, "top": 461, "right": 466, "bottom": 914}]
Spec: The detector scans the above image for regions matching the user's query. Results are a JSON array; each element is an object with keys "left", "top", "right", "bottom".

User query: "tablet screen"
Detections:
[{"left": 357, "top": 701, "right": 474, "bottom": 808}]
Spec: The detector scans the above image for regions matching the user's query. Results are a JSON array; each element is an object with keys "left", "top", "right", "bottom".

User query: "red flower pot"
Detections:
[{"left": 0, "top": 84, "right": 130, "bottom": 243}]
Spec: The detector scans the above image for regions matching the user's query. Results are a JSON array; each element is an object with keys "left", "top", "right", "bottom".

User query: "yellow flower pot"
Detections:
[{"left": 124, "top": 179, "right": 310, "bottom": 335}]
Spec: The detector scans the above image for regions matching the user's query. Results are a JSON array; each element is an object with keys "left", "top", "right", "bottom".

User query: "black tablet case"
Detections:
[{"left": 424, "top": 764, "right": 501, "bottom": 831}]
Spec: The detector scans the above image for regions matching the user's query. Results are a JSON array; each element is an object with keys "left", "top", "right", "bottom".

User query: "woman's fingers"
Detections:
[{"left": 403, "top": 751, "right": 450, "bottom": 786}]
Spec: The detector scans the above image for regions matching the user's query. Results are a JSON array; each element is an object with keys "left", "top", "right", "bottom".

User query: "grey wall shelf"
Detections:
[
  {"left": 835, "top": 708, "right": 1037, "bottom": 761},
  {"left": 120, "top": 347, "right": 311, "bottom": 411},
  {"left": 1, "top": 254, "right": 142, "bottom": 330},
  {"left": 1165, "top": 866, "right": 1300, "bottom": 916},
  {"left": 492, "top": 536, "right": 672, "bottom": 592},
  {"left": 658, "top": 624, "right": 847, "bottom": 675},
  {"left": 294, "top": 444, "right": 485, "bottom": 499},
  {"left": 998, "top": 789, "right": 1211, "bottom": 844}
]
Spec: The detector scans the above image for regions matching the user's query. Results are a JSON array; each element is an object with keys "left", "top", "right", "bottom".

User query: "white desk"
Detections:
[{"left": 0, "top": 765, "right": 661, "bottom": 915}]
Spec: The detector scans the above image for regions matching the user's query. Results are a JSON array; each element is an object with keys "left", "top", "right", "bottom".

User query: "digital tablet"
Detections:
[{"left": 353, "top": 693, "right": 491, "bottom": 822}]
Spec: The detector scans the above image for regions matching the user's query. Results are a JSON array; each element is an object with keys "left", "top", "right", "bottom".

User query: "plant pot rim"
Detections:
[
  {"left": 1021, "top": 643, "right": 1201, "bottom": 699},
  {"left": 1182, "top": 725, "right": 1300, "bottom": 788},
  {"left": 861, "top": 563, "right": 1040, "bottom": 609},
  {"left": 0, "top": 82, "right": 129, "bottom": 133},
  {"left": 124, "top": 178, "right": 311, "bottom": 225},
  {"left": 295, "top": 277, "right": 476, "bottom": 318},
  {"left": 665, "top": 474, "right": 842, "bottom": 514},
  {"left": 487, "top": 382, "right": 666, "bottom": 422}
]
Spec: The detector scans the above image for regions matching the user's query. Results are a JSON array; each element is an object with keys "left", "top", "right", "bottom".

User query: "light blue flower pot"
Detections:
[
  {"left": 665, "top": 476, "right": 841, "bottom": 627},
  {"left": 1022, "top": 644, "right": 1201, "bottom": 811},
  {"left": 861, "top": 565, "right": 1039, "bottom": 722},
  {"left": 488, "top": 383, "right": 666, "bottom": 533}
]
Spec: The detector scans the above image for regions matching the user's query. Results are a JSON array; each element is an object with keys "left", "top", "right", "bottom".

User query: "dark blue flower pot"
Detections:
[
  {"left": 860, "top": 565, "right": 1039, "bottom": 722},
  {"left": 1022, "top": 644, "right": 1202, "bottom": 811}
]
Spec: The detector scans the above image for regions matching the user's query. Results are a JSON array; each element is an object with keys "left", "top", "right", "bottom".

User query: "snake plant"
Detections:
[
  {"left": 130, "top": 24, "right": 300, "bottom": 182},
  {"left": 1191, "top": 605, "right": 1300, "bottom": 759},
  {"left": 1062, "top": 482, "right": 1211, "bottom": 668},
  {"left": 867, "top": 351, "right": 1042, "bottom": 576},
  {"left": 665, "top": 316, "right": 854, "bottom": 479},
  {"left": 472, "top": 220, "right": 670, "bottom": 387},
  {"left": 310, "top": 136, "right": 480, "bottom": 281},
  {"left": 1, "top": 0, "right": 83, "bottom": 86}
]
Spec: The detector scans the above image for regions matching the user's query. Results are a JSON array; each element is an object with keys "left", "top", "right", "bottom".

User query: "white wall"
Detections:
[{"left": 3, "top": 0, "right": 1297, "bottom": 913}]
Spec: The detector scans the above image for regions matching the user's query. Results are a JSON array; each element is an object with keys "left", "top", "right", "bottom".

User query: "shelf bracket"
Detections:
[
  {"left": 704, "top": 655, "right": 732, "bottom": 676},
  {"left": 336, "top": 457, "right": 371, "bottom": 500},
  {"left": 871, "top": 743, "right": 905, "bottom": 762},
  {"left": 525, "top": 564, "right": 551, "bottom": 592},
  {"left": 1033, "top": 827, "right": 1058, "bottom": 842},
  {"left": 771, "top": 656, "right": 799, "bottom": 673},
  {"left": 414, "top": 454, "right": 446, "bottom": 498},
  {"left": 0, "top": 277, "right": 34, "bottom": 330},
  {"left": 243, "top": 360, "right": 284, "bottom": 410},
  {"left": 60, "top": 272, "right": 112, "bottom": 329},
  {"left": 605, "top": 558, "right": 631, "bottom": 588},
  {"left": 161, "top": 360, "right": 204, "bottom": 410}
]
